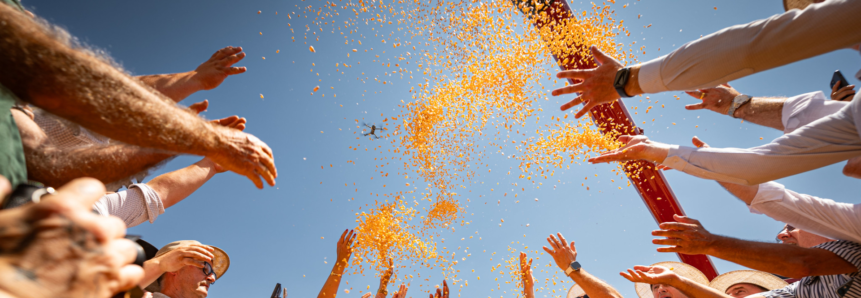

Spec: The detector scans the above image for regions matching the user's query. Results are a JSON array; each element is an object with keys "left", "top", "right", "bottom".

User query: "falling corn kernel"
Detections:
[{"left": 309, "top": 46, "right": 316, "bottom": 53}]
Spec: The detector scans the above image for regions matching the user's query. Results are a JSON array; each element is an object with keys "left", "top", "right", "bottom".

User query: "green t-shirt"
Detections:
[{"left": 0, "top": 0, "right": 28, "bottom": 188}]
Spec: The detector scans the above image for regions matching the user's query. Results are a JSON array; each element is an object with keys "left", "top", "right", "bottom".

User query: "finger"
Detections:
[
  {"left": 684, "top": 102, "right": 706, "bottom": 110},
  {"left": 574, "top": 100, "right": 599, "bottom": 119},
  {"left": 620, "top": 270, "right": 636, "bottom": 282},
  {"left": 542, "top": 246, "right": 555, "bottom": 255},
  {"left": 684, "top": 90, "right": 702, "bottom": 99},
  {"left": 551, "top": 83, "right": 585, "bottom": 97},
  {"left": 443, "top": 280, "right": 449, "bottom": 297},
  {"left": 246, "top": 172, "right": 264, "bottom": 189},
  {"left": 182, "top": 257, "right": 207, "bottom": 268},
  {"left": 632, "top": 265, "right": 652, "bottom": 271},
  {"left": 651, "top": 231, "right": 688, "bottom": 240},
  {"left": 652, "top": 238, "right": 683, "bottom": 246},
  {"left": 673, "top": 214, "right": 700, "bottom": 224},
  {"left": 0, "top": 175, "right": 9, "bottom": 197},
  {"left": 656, "top": 246, "right": 681, "bottom": 253},
  {"left": 548, "top": 235, "right": 561, "bottom": 250},
  {"left": 363, "top": 293, "right": 372, "bottom": 298},
  {"left": 560, "top": 96, "right": 585, "bottom": 111},
  {"left": 658, "top": 221, "right": 697, "bottom": 231},
  {"left": 188, "top": 100, "right": 209, "bottom": 114},
  {"left": 228, "top": 66, "right": 247, "bottom": 75},
  {"left": 590, "top": 46, "right": 613, "bottom": 65},
  {"left": 833, "top": 82, "right": 842, "bottom": 93},
  {"left": 212, "top": 46, "right": 241, "bottom": 60},
  {"left": 224, "top": 52, "right": 247, "bottom": 65},
  {"left": 556, "top": 70, "right": 589, "bottom": 80},
  {"left": 556, "top": 233, "right": 568, "bottom": 248},
  {"left": 114, "top": 264, "right": 145, "bottom": 294},
  {"left": 257, "top": 162, "right": 277, "bottom": 187}
]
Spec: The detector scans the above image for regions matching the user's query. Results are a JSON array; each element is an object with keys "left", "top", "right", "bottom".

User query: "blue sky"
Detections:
[{"left": 23, "top": 0, "right": 860, "bottom": 297}]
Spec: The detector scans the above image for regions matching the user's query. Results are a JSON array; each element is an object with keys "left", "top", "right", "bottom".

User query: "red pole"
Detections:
[{"left": 516, "top": 0, "right": 719, "bottom": 280}]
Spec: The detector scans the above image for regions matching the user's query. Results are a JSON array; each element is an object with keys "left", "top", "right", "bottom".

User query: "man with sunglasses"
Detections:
[
  {"left": 652, "top": 216, "right": 861, "bottom": 298},
  {"left": 141, "top": 240, "right": 229, "bottom": 298}
]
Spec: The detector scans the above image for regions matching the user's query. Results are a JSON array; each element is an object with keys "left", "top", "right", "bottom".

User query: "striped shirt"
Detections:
[{"left": 761, "top": 240, "right": 861, "bottom": 298}]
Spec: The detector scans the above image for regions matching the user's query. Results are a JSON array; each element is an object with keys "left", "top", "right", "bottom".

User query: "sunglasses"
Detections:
[{"left": 203, "top": 262, "right": 218, "bottom": 284}]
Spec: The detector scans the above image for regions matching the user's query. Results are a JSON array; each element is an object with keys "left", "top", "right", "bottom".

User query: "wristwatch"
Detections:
[
  {"left": 564, "top": 261, "right": 582, "bottom": 275},
  {"left": 613, "top": 67, "right": 633, "bottom": 98},
  {"left": 727, "top": 94, "right": 752, "bottom": 118}
]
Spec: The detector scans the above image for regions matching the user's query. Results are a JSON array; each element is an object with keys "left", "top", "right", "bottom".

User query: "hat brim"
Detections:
[
  {"left": 567, "top": 284, "right": 585, "bottom": 298},
  {"left": 144, "top": 242, "right": 230, "bottom": 292},
  {"left": 634, "top": 261, "right": 709, "bottom": 298},
  {"left": 783, "top": 0, "right": 816, "bottom": 11},
  {"left": 709, "top": 270, "right": 788, "bottom": 294}
]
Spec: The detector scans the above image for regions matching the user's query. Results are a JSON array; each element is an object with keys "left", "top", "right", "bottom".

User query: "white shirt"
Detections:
[
  {"left": 782, "top": 91, "right": 848, "bottom": 134},
  {"left": 92, "top": 183, "right": 164, "bottom": 228},
  {"left": 663, "top": 92, "right": 861, "bottom": 185},
  {"left": 637, "top": 0, "right": 861, "bottom": 94}
]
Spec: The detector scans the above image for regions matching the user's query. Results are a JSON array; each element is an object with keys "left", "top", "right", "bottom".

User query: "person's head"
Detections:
[
  {"left": 145, "top": 241, "right": 230, "bottom": 298},
  {"left": 776, "top": 224, "right": 833, "bottom": 248},
  {"left": 709, "top": 270, "right": 789, "bottom": 298},
  {"left": 634, "top": 262, "right": 709, "bottom": 298}
]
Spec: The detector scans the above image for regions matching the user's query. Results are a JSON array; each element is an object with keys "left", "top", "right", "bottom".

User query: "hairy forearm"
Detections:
[
  {"left": 669, "top": 275, "right": 732, "bottom": 298},
  {"left": 734, "top": 97, "right": 786, "bottom": 131},
  {"left": 136, "top": 72, "right": 200, "bottom": 103},
  {"left": 0, "top": 4, "right": 222, "bottom": 157},
  {"left": 318, "top": 262, "right": 348, "bottom": 298},
  {"left": 568, "top": 269, "right": 624, "bottom": 298},
  {"left": 146, "top": 159, "right": 218, "bottom": 208},
  {"left": 708, "top": 236, "right": 856, "bottom": 278},
  {"left": 26, "top": 144, "right": 173, "bottom": 188},
  {"left": 716, "top": 181, "right": 759, "bottom": 205},
  {"left": 138, "top": 259, "right": 164, "bottom": 289}
]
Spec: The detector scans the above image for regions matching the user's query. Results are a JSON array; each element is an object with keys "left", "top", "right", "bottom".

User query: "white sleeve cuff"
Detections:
[
  {"left": 662, "top": 145, "right": 692, "bottom": 170},
  {"left": 749, "top": 181, "right": 786, "bottom": 214},
  {"left": 637, "top": 56, "right": 669, "bottom": 94},
  {"left": 129, "top": 184, "right": 164, "bottom": 224}
]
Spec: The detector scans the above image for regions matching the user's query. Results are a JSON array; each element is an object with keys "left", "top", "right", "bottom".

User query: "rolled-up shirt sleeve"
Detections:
[
  {"left": 662, "top": 95, "right": 861, "bottom": 185},
  {"left": 92, "top": 184, "right": 165, "bottom": 228},
  {"left": 782, "top": 91, "right": 847, "bottom": 134},
  {"left": 749, "top": 182, "right": 861, "bottom": 244},
  {"left": 637, "top": 0, "right": 861, "bottom": 94}
]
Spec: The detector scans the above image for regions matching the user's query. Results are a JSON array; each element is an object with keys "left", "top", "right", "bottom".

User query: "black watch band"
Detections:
[{"left": 613, "top": 67, "right": 633, "bottom": 98}]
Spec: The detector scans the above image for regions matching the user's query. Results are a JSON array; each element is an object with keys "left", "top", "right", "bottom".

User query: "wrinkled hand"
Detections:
[
  {"left": 0, "top": 177, "right": 143, "bottom": 298},
  {"left": 336, "top": 229, "right": 357, "bottom": 265},
  {"left": 192, "top": 46, "right": 247, "bottom": 90},
  {"left": 588, "top": 135, "right": 671, "bottom": 164},
  {"left": 542, "top": 233, "right": 578, "bottom": 272},
  {"left": 391, "top": 284, "right": 408, "bottom": 298},
  {"left": 683, "top": 84, "right": 740, "bottom": 115},
  {"left": 831, "top": 83, "right": 856, "bottom": 101},
  {"left": 553, "top": 46, "right": 625, "bottom": 119},
  {"left": 154, "top": 244, "right": 215, "bottom": 274},
  {"left": 652, "top": 214, "right": 717, "bottom": 255},
  {"left": 620, "top": 265, "right": 679, "bottom": 286},
  {"left": 520, "top": 252, "right": 535, "bottom": 298},
  {"left": 429, "top": 280, "right": 449, "bottom": 298},
  {"left": 209, "top": 127, "right": 277, "bottom": 189}
]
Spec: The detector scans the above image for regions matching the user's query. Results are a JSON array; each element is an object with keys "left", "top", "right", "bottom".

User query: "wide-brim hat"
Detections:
[
  {"left": 567, "top": 284, "right": 586, "bottom": 298},
  {"left": 783, "top": 0, "right": 818, "bottom": 11},
  {"left": 709, "top": 270, "right": 788, "bottom": 294},
  {"left": 634, "top": 261, "right": 709, "bottom": 298},
  {"left": 144, "top": 240, "right": 230, "bottom": 292}
]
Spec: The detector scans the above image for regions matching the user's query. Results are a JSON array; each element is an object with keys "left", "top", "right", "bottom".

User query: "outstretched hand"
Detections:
[
  {"left": 193, "top": 46, "right": 247, "bottom": 91},
  {"left": 429, "top": 280, "right": 450, "bottom": 298},
  {"left": 520, "top": 252, "right": 535, "bottom": 298},
  {"left": 208, "top": 128, "right": 277, "bottom": 189},
  {"left": 588, "top": 135, "right": 671, "bottom": 165},
  {"left": 652, "top": 214, "right": 717, "bottom": 255},
  {"left": 336, "top": 229, "right": 357, "bottom": 265},
  {"left": 0, "top": 177, "right": 143, "bottom": 298},
  {"left": 542, "top": 233, "right": 578, "bottom": 272},
  {"left": 620, "top": 265, "right": 679, "bottom": 285},
  {"left": 553, "top": 46, "right": 626, "bottom": 119},
  {"left": 391, "top": 283, "right": 409, "bottom": 298},
  {"left": 683, "top": 84, "right": 740, "bottom": 115}
]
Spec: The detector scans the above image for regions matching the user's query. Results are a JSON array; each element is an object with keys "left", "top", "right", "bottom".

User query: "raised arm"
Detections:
[
  {"left": 519, "top": 252, "right": 536, "bottom": 298},
  {"left": 138, "top": 244, "right": 215, "bottom": 289},
  {"left": 682, "top": 85, "right": 786, "bottom": 131},
  {"left": 543, "top": 233, "right": 624, "bottom": 298},
  {"left": 0, "top": 4, "right": 275, "bottom": 188},
  {"left": 136, "top": 46, "right": 247, "bottom": 102},
  {"left": 318, "top": 229, "right": 356, "bottom": 298},
  {"left": 652, "top": 215, "right": 857, "bottom": 278},
  {"left": 620, "top": 265, "right": 729, "bottom": 298}
]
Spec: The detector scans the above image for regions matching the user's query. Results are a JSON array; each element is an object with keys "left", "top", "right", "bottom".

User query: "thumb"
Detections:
[
  {"left": 590, "top": 46, "right": 613, "bottom": 66},
  {"left": 188, "top": 100, "right": 209, "bottom": 114},
  {"left": 673, "top": 214, "right": 697, "bottom": 224},
  {"left": 691, "top": 136, "right": 709, "bottom": 148}
]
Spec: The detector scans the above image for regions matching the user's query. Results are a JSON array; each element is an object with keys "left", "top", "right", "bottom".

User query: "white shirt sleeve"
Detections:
[
  {"left": 749, "top": 182, "right": 861, "bottom": 244},
  {"left": 637, "top": 0, "right": 861, "bottom": 93},
  {"left": 662, "top": 94, "right": 861, "bottom": 185},
  {"left": 782, "top": 91, "right": 848, "bottom": 134},
  {"left": 92, "top": 184, "right": 165, "bottom": 228}
]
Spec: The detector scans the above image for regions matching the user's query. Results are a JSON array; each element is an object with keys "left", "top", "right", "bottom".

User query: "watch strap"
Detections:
[
  {"left": 728, "top": 94, "right": 752, "bottom": 118},
  {"left": 613, "top": 68, "right": 633, "bottom": 98},
  {"left": 564, "top": 261, "right": 581, "bottom": 275}
]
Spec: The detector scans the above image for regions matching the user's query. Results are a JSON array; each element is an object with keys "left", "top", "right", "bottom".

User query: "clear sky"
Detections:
[{"left": 22, "top": 0, "right": 860, "bottom": 297}]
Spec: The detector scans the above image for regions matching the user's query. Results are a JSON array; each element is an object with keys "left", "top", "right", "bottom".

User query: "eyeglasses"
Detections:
[{"left": 203, "top": 262, "right": 217, "bottom": 284}]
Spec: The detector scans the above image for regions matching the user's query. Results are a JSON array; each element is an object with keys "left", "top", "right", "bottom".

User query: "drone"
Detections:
[{"left": 362, "top": 122, "right": 384, "bottom": 139}]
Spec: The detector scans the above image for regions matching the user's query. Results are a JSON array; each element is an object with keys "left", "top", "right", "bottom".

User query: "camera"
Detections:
[{"left": 0, "top": 183, "right": 54, "bottom": 210}]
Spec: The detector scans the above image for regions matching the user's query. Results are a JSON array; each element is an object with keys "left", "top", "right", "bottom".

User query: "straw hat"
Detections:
[
  {"left": 633, "top": 261, "right": 709, "bottom": 298},
  {"left": 783, "top": 0, "right": 819, "bottom": 11},
  {"left": 709, "top": 270, "right": 788, "bottom": 294},
  {"left": 567, "top": 284, "right": 586, "bottom": 298},
  {"left": 144, "top": 240, "right": 230, "bottom": 292}
]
